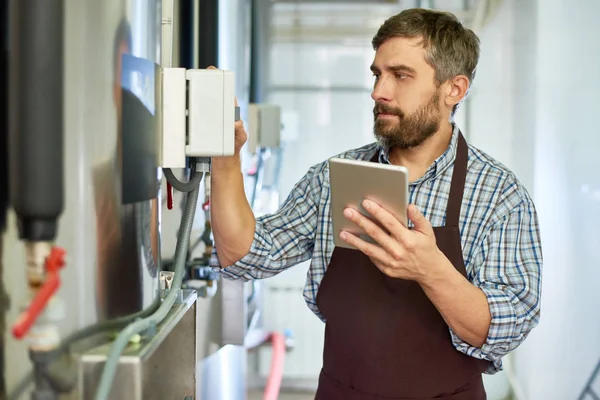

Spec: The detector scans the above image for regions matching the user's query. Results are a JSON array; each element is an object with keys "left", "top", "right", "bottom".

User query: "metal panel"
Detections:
[
  {"left": 220, "top": 279, "right": 248, "bottom": 346},
  {"left": 79, "top": 291, "right": 197, "bottom": 400},
  {"left": 59, "top": 0, "right": 163, "bottom": 327},
  {"left": 199, "top": 345, "right": 247, "bottom": 400}
]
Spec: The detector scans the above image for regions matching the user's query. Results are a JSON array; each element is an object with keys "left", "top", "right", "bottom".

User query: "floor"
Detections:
[{"left": 247, "top": 390, "right": 315, "bottom": 400}]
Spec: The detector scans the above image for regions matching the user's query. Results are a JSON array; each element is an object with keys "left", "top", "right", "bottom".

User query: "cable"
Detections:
[
  {"left": 9, "top": 168, "right": 202, "bottom": 400},
  {"left": 9, "top": 168, "right": 203, "bottom": 399},
  {"left": 61, "top": 296, "right": 162, "bottom": 348},
  {"left": 7, "top": 296, "right": 162, "bottom": 400},
  {"left": 163, "top": 167, "right": 203, "bottom": 192},
  {"left": 94, "top": 173, "right": 202, "bottom": 400}
]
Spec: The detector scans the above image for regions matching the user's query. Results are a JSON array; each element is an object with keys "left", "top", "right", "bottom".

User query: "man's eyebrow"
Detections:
[{"left": 370, "top": 64, "right": 417, "bottom": 74}]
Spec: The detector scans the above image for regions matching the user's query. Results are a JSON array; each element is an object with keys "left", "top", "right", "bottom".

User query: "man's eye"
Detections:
[{"left": 396, "top": 74, "right": 408, "bottom": 79}]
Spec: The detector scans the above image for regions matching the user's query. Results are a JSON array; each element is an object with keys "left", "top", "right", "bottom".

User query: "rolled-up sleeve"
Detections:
[
  {"left": 209, "top": 164, "right": 322, "bottom": 281},
  {"left": 451, "top": 195, "right": 543, "bottom": 372}
]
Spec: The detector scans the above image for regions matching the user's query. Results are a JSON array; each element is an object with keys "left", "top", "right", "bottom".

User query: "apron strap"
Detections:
[{"left": 445, "top": 132, "right": 469, "bottom": 228}]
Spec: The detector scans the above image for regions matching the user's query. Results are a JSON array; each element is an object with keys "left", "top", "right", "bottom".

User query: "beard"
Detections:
[{"left": 373, "top": 91, "right": 441, "bottom": 150}]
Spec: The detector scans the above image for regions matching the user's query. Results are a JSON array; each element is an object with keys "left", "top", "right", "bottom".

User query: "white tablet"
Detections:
[{"left": 328, "top": 157, "right": 409, "bottom": 250}]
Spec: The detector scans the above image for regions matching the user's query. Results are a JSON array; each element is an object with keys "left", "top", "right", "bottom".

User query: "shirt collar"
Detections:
[{"left": 377, "top": 124, "right": 461, "bottom": 184}]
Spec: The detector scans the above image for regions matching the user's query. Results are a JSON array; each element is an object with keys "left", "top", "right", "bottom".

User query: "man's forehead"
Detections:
[{"left": 372, "top": 37, "right": 430, "bottom": 71}]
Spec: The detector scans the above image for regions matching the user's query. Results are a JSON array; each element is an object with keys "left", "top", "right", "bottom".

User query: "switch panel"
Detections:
[
  {"left": 186, "top": 69, "right": 235, "bottom": 157},
  {"left": 247, "top": 103, "right": 281, "bottom": 154},
  {"left": 160, "top": 68, "right": 236, "bottom": 167}
]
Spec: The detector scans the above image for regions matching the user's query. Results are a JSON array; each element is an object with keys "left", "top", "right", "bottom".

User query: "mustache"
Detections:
[{"left": 373, "top": 103, "right": 404, "bottom": 118}]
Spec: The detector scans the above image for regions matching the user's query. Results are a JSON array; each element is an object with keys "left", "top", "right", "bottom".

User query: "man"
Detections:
[{"left": 210, "top": 8, "right": 542, "bottom": 400}]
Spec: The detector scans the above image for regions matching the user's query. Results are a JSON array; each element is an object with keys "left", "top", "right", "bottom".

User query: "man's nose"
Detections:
[{"left": 371, "top": 76, "right": 393, "bottom": 102}]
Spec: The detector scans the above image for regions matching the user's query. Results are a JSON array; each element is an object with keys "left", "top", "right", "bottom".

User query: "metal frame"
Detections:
[{"left": 579, "top": 358, "right": 600, "bottom": 400}]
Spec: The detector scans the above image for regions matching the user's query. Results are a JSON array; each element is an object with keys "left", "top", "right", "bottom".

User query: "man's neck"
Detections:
[{"left": 389, "top": 122, "right": 454, "bottom": 182}]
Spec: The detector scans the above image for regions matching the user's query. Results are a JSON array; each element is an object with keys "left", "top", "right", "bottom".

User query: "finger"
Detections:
[
  {"left": 206, "top": 65, "right": 218, "bottom": 70},
  {"left": 408, "top": 205, "right": 434, "bottom": 236},
  {"left": 343, "top": 208, "right": 398, "bottom": 251},
  {"left": 234, "top": 120, "right": 247, "bottom": 139},
  {"left": 362, "top": 200, "right": 411, "bottom": 242},
  {"left": 339, "top": 230, "right": 393, "bottom": 264}
]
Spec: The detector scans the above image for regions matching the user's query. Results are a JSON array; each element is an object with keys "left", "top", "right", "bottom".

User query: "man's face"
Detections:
[{"left": 370, "top": 36, "right": 443, "bottom": 150}]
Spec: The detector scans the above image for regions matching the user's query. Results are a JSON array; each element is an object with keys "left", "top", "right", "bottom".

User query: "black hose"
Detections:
[
  {"left": 8, "top": 0, "right": 64, "bottom": 241},
  {"left": 163, "top": 168, "right": 203, "bottom": 192}
]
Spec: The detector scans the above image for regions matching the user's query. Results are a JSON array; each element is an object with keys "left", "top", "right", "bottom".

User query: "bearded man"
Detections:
[{"left": 209, "top": 8, "right": 543, "bottom": 400}]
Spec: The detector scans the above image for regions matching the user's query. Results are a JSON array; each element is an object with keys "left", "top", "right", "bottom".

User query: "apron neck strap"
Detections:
[{"left": 445, "top": 132, "right": 468, "bottom": 228}]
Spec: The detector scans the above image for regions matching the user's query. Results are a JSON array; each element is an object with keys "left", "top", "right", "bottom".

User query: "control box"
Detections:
[
  {"left": 160, "top": 68, "right": 236, "bottom": 167},
  {"left": 247, "top": 103, "right": 281, "bottom": 154}
]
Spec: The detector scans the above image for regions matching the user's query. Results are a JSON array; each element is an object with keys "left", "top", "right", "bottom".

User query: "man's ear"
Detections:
[{"left": 444, "top": 75, "right": 470, "bottom": 109}]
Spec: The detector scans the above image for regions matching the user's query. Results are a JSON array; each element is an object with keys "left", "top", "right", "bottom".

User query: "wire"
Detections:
[
  {"left": 10, "top": 171, "right": 202, "bottom": 400},
  {"left": 94, "top": 174, "right": 201, "bottom": 400},
  {"left": 9, "top": 167, "right": 203, "bottom": 399},
  {"left": 7, "top": 296, "right": 162, "bottom": 400}
]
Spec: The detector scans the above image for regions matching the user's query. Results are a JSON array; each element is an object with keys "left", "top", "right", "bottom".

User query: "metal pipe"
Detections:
[
  {"left": 8, "top": 0, "right": 64, "bottom": 242},
  {"left": 249, "top": 0, "right": 271, "bottom": 103},
  {"left": 197, "top": 0, "right": 219, "bottom": 68},
  {"left": 1, "top": 0, "right": 9, "bottom": 398},
  {"left": 0, "top": 0, "right": 8, "bottom": 233},
  {"left": 179, "top": 0, "right": 195, "bottom": 69}
]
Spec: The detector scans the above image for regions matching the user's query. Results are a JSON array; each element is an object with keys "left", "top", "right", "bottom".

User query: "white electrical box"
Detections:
[
  {"left": 247, "top": 103, "right": 282, "bottom": 154},
  {"left": 160, "top": 68, "right": 236, "bottom": 167},
  {"left": 187, "top": 69, "right": 235, "bottom": 157}
]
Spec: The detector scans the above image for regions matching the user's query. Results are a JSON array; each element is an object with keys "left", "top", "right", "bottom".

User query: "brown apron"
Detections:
[{"left": 315, "top": 133, "right": 491, "bottom": 399}]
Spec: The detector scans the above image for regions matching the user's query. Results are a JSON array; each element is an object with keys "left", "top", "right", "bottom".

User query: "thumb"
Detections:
[{"left": 408, "top": 205, "right": 433, "bottom": 236}]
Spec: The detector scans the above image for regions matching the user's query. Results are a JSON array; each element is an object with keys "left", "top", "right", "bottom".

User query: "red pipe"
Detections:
[{"left": 263, "top": 332, "right": 285, "bottom": 400}]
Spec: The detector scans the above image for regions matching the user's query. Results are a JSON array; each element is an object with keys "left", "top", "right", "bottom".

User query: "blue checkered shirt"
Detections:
[{"left": 210, "top": 126, "right": 543, "bottom": 373}]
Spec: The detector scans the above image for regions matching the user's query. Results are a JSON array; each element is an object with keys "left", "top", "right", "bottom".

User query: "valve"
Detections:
[{"left": 12, "top": 246, "right": 66, "bottom": 339}]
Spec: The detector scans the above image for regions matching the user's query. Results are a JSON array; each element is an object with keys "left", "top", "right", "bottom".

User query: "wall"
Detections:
[
  {"left": 257, "top": 39, "right": 376, "bottom": 384},
  {"left": 512, "top": 0, "right": 600, "bottom": 398},
  {"left": 467, "top": 0, "right": 600, "bottom": 399}
]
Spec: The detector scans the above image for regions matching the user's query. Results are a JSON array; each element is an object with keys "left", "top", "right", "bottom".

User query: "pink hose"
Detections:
[{"left": 263, "top": 332, "right": 286, "bottom": 400}]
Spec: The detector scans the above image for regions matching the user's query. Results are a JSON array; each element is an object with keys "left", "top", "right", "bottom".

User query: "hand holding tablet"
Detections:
[{"left": 328, "top": 157, "right": 409, "bottom": 250}]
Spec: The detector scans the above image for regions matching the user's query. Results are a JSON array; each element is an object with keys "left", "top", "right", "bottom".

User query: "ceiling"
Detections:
[{"left": 270, "top": 0, "right": 498, "bottom": 44}]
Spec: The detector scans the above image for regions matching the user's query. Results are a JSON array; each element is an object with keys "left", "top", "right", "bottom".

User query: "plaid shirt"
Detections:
[{"left": 210, "top": 126, "right": 543, "bottom": 373}]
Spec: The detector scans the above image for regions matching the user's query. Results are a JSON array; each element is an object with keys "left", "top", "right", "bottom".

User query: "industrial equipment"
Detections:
[
  {"left": 1, "top": 0, "right": 262, "bottom": 398},
  {"left": 247, "top": 104, "right": 282, "bottom": 154}
]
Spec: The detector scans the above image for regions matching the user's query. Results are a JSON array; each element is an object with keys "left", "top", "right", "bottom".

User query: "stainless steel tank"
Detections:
[
  {"left": 4, "top": 0, "right": 163, "bottom": 391},
  {"left": 62, "top": 0, "right": 162, "bottom": 329}
]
